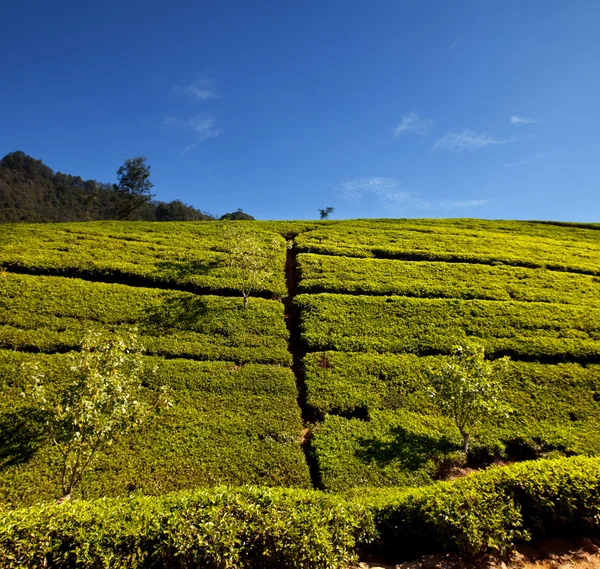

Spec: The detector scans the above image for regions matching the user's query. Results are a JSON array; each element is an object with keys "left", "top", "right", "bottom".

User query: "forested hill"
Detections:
[{"left": 0, "top": 151, "right": 216, "bottom": 223}]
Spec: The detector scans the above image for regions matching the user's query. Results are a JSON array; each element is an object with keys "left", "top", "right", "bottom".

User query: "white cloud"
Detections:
[
  {"left": 341, "top": 177, "right": 411, "bottom": 204},
  {"left": 164, "top": 114, "right": 220, "bottom": 154},
  {"left": 339, "top": 177, "right": 489, "bottom": 211},
  {"left": 503, "top": 152, "right": 544, "bottom": 168},
  {"left": 510, "top": 115, "right": 539, "bottom": 125},
  {"left": 173, "top": 78, "right": 218, "bottom": 100},
  {"left": 189, "top": 116, "right": 220, "bottom": 140},
  {"left": 433, "top": 129, "right": 515, "bottom": 152},
  {"left": 393, "top": 112, "right": 434, "bottom": 137}
]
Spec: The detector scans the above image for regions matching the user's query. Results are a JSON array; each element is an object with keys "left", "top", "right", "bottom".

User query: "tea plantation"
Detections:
[{"left": 0, "top": 218, "right": 599, "bottom": 566}]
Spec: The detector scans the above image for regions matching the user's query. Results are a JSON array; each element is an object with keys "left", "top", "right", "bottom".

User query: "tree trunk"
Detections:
[
  {"left": 243, "top": 295, "right": 249, "bottom": 308},
  {"left": 462, "top": 431, "right": 470, "bottom": 453}
]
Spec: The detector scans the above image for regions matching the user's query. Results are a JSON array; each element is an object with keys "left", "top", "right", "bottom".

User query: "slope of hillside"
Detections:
[{"left": 0, "top": 218, "right": 599, "bottom": 508}]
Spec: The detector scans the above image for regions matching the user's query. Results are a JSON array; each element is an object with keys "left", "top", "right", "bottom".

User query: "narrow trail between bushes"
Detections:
[{"left": 283, "top": 237, "right": 322, "bottom": 490}]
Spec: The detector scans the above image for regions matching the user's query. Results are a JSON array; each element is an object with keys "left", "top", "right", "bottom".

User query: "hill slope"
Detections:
[{"left": 0, "top": 218, "right": 599, "bottom": 505}]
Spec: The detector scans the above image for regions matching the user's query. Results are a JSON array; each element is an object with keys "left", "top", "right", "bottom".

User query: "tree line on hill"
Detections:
[{"left": 0, "top": 151, "right": 254, "bottom": 223}]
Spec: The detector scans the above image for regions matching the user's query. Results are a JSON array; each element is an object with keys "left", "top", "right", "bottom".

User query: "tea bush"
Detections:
[
  {"left": 297, "top": 254, "right": 600, "bottom": 305},
  {"left": 297, "top": 294, "right": 600, "bottom": 362},
  {"left": 0, "top": 273, "right": 291, "bottom": 364}
]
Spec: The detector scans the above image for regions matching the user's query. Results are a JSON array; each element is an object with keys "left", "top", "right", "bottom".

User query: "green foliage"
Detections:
[
  {"left": 0, "top": 273, "right": 291, "bottom": 364},
  {"left": 114, "top": 156, "right": 154, "bottom": 219},
  {"left": 297, "top": 293, "right": 600, "bottom": 361},
  {"left": 0, "top": 350, "right": 310, "bottom": 504},
  {"left": 0, "top": 222, "right": 287, "bottom": 296},
  {"left": 0, "top": 152, "right": 214, "bottom": 223},
  {"left": 297, "top": 254, "right": 600, "bottom": 305},
  {"left": 295, "top": 219, "right": 600, "bottom": 275},
  {"left": 311, "top": 410, "right": 455, "bottom": 492},
  {"left": 306, "top": 352, "right": 600, "bottom": 490},
  {"left": 424, "top": 344, "right": 510, "bottom": 452},
  {"left": 24, "top": 331, "right": 162, "bottom": 499},
  {"left": 220, "top": 208, "right": 255, "bottom": 220},
  {"left": 221, "top": 222, "right": 285, "bottom": 307},
  {"left": 319, "top": 207, "right": 334, "bottom": 220},
  {"left": 1, "top": 457, "right": 599, "bottom": 566},
  {"left": 156, "top": 199, "right": 214, "bottom": 221},
  {"left": 0, "top": 486, "right": 370, "bottom": 569},
  {"left": 361, "top": 456, "right": 600, "bottom": 558}
]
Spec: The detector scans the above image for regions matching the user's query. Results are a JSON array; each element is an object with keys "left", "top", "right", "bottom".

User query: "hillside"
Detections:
[
  {"left": 0, "top": 218, "right": 599, "bottom": 566},
  {"left": 0, "top": 151, "right": 215, "bottom": 223}
]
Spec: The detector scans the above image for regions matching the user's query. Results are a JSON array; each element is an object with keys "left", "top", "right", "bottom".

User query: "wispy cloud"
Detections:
[
  {"left": 173, "top": 78, "right": 218, "bottom": 100},
  {"left": 510, "top": 115, "right": 539, "bottom": 125},
  {"left": 341, "top": 177, "right": 411, "bottom": 203},
  {"left": 447, "top": 37, "right": 461, "bottom": 50},
  {"left": 441, "top": 199, "right": 490, "bottom": 208},
  {"left": 433, "top": 129, "right": 515, "bottom": 152},
  {"left": 503, "top": 152, "right": 544, "bottom": 168},
  {"left": 338, "top": 177, "right": 489, "bottom": 211},
  {"left": 393, "top": 112, "right": 434, "bottom": 137},
  {"left": 164, "top": 114, "right": 220, "bottom": 154}
]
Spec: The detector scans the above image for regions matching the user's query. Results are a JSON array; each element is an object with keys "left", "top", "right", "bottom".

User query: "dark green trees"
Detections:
[{"left": 113, "top": 156, "right": 154, "bottom": 219}]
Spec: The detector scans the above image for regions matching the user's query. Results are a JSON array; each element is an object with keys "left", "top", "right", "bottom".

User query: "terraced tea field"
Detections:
[{"left": 0, "top": 218, "right": 599, "bottom": 506}]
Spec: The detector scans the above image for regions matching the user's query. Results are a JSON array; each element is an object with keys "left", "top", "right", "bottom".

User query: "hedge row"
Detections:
[
  {"left": 296, "top": 254, "right": 600, "bottom": 305},
  {"left": 0, "top": 273, "right": 291, "bottom": 365},
  {"left": 1, "top": 457, "right": 599, "bottom": 567},
  {"left": 296, "top": 294, "right": 600, "bottom": 362},
  {"left": 294, "top": 223, "right": 600, "bottom": 275},
  {"left": 0, "top": 221, "right": 288, "bottom": 296},
  {"left": 304, "top": 351, "right": 600, "bottom": 422},
  {"left": 0, "top": 350, "right": 310, "bottom": 506}
]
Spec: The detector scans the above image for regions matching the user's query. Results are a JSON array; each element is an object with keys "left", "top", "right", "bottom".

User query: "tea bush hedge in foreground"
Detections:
[
  {"left": 1, "top": 457, "right": 599, "bottom": 567},
  {"left": 0, "top": 273, "right": 291, "bottom": 364},
  {"left": 0, "top": 221, "right": 288, "bottom": 296},
  {"left": 0, "top": 350, "right": 310, "bottom": 505},
  {"left": 296, "top": 254, "right": 600, "bottom": 305},
  {"left": 360, "top": 455, "right": 600, "bottom": 559},
  {"left": 297, "top": 294, "right": 600, "bottom": 362},
  {"left": 294, "top": 223, "right": 600, "bottom": 275}
]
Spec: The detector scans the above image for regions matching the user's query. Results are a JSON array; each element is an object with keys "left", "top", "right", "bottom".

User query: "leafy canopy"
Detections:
[
  {"left": 221, "top": 223, "right": 283, "bottom": 307},
  {"left": 26, "top": 330, "right": 170, "bottom": 499},
  {"left": 114, "top": 156, "right": 154, "bottom": 218},
  {"left": 424, "top": 343, "right": 510, "bottom": 453}
]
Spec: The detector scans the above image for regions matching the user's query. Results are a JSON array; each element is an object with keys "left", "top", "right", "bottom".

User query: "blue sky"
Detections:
[{"left": 1, "top": 0, "right": 599, "bottom": 221}]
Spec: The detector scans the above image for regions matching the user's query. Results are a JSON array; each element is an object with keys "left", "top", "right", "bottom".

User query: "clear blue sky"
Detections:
[{"left": 1, "top": 0, "right": 599, "bottom": 221}]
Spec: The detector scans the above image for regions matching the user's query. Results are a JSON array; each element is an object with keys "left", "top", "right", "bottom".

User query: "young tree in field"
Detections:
[
  {"left": 113, "top": 156, "right": 154, "bottom": 219},
  {"left": 424, "top": 343, "right": 510, "bottom": 453},
  {"left": 26, "top": 330, "right": 170, "bottom": 500},
  {"left": 318, "top": 206, "right": 334, "bottom": 220},
  {"left": 221, "top": 222, "right": 283, "bottom": 308}
]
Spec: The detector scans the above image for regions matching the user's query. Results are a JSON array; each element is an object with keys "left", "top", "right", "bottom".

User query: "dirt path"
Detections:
[{"left": 354, "top": 537, "right": 600, "bottom": 569}]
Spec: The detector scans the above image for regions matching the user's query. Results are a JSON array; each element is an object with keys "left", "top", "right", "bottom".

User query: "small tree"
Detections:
[
  {"left": 113, "top": 156, "right": 154, "bottom": 219},
  {"left": 221, "top": 222, "right": 282, "bottom": 308},
  {"left": 26, "top": 330, "right": 169, "bottom": 500},
  {"left": 424, "top": 343, "right": 510, "bottom": 453},
  {"left": 318, "top": 207, "right": 334, "bottom": 220}
]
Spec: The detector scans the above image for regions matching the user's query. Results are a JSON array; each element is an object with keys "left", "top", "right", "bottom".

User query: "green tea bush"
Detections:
[
  {"left": 0, "top": 221, "right": 288, "bottom": 296},
  {"left": 297, "top": 294, "right": 600, "bottom": 362},
  {"left": 0, "top": 351, "right": 310, "bottom": 505},
  {"left": 297, "top": 254, "right": 600, "bottom": 305},
  {"left": 0, "top": 273, "right": 291, "bottom": 364},
  {"left": 0, "top": 487, "right": 371, "bottom": 569},
  {"left": 307, "top": 352, "right": 600, "bottom": 490},
  {"left": 1, "top": 458, "right": 599, "bottom": 566},
  {"left": 362, "top": 456, "right": 600, "bottom": 558},
  {"left": 294, "top": 222, "right": 600, "bottom": 275}
]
